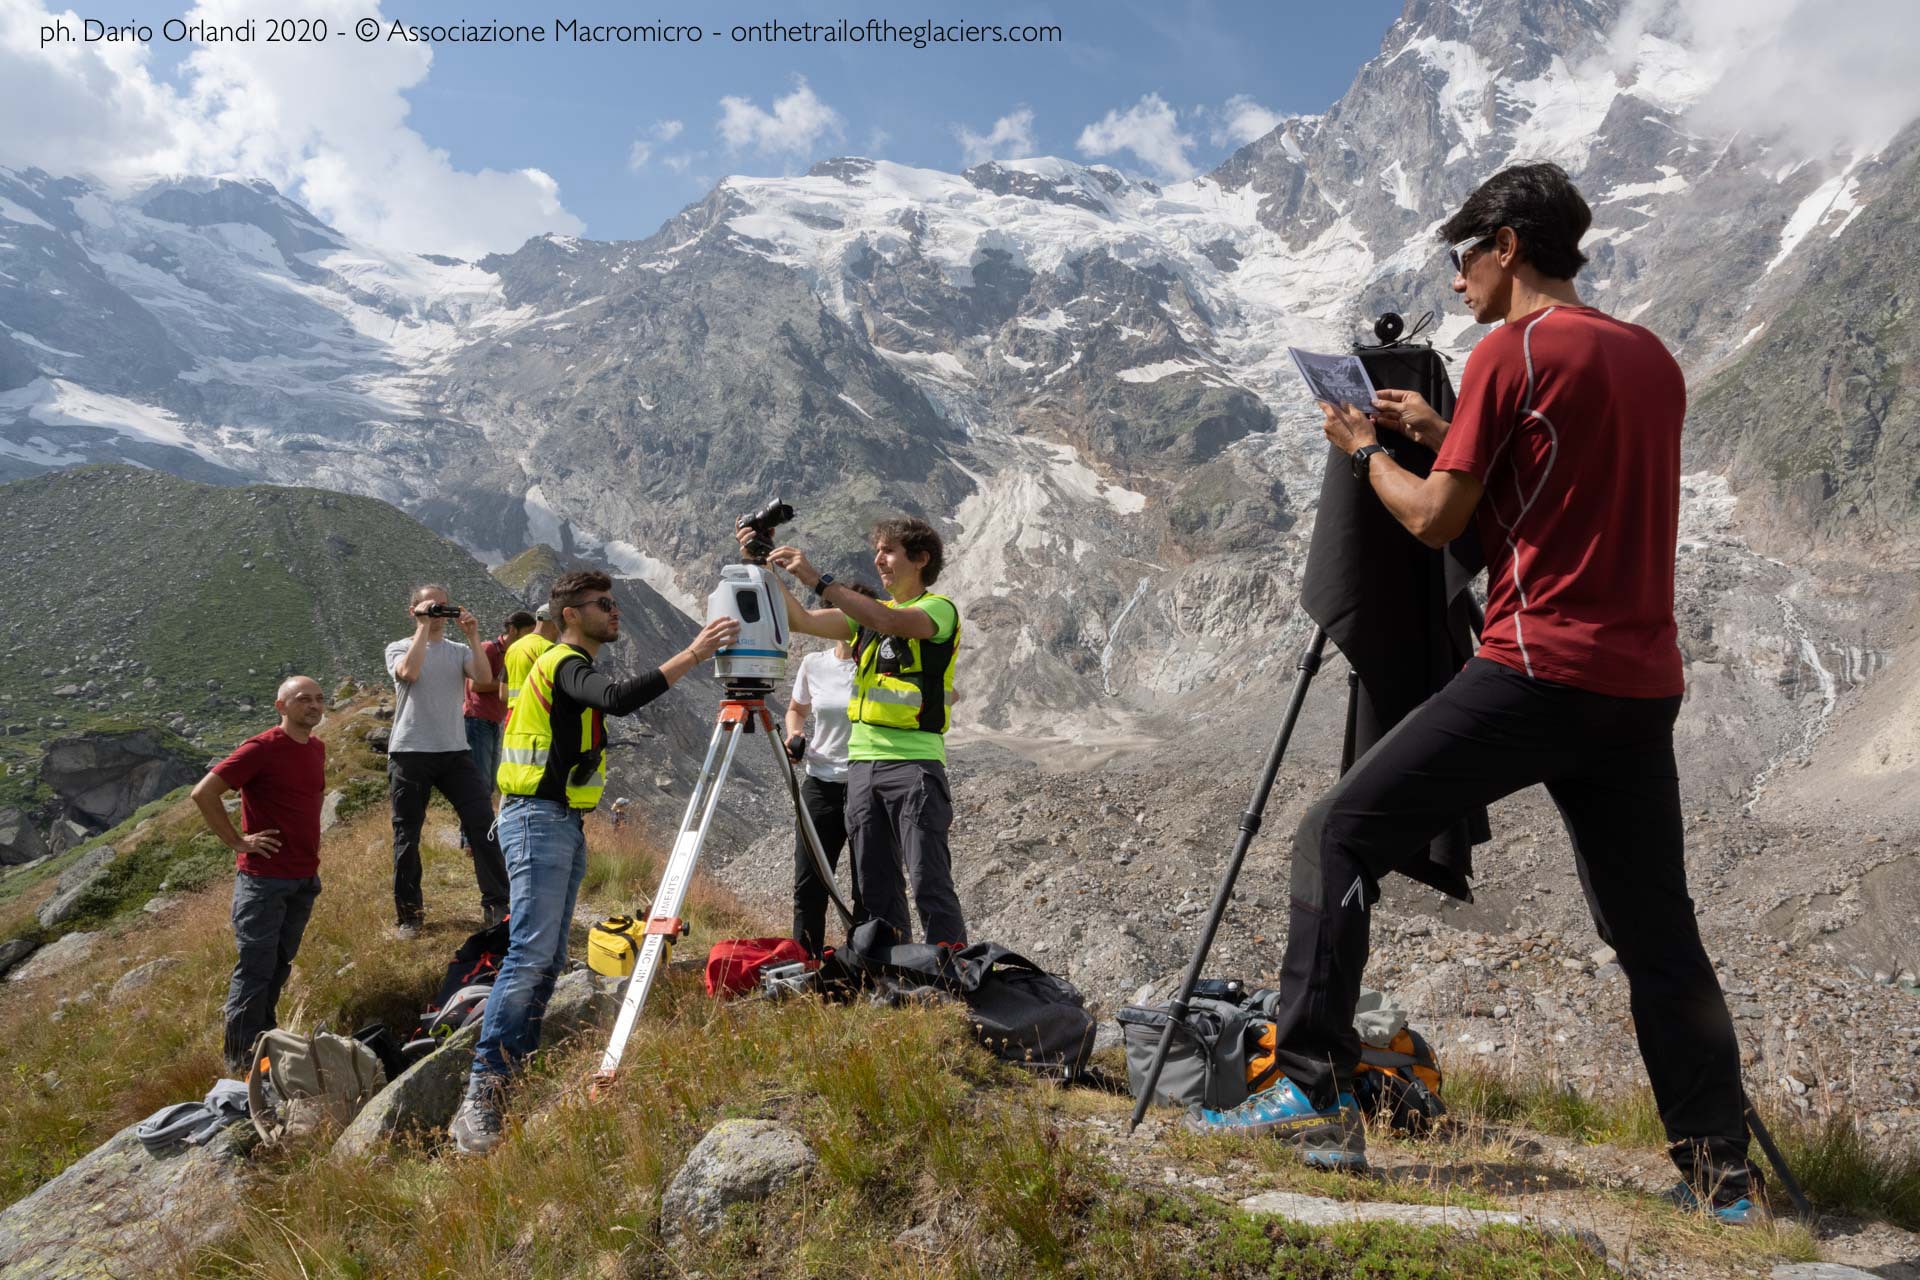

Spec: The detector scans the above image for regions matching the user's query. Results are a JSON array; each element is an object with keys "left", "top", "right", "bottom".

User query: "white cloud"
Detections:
[
  {"left": 717, "top": 76, "right": 843, "bottom": 157},
  {"left": 1610, "top": 0, "right": 1920, "bottom": 158},
  {"left": 628, "top": 119, "right": 685, "bottom": 172},
  {"left": 662, "top": 153, "right": 694, "bottom": 174},
  {"left": 1075, "top": 93, "right": 1196, "bottom": 181},
  {"left": 956, "top": 107, "right": 1036, "bottom": 167},
  {"left": 0, "top": 0, "right": 582, "bottom": 257},
  {"left": 1211, "top": 95, "right": 1284, "bottom": 148}
]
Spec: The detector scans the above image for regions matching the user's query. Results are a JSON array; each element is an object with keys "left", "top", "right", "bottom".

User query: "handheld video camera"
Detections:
[
  {"left": 421, "top": 603, "right": 462, "bottom": 619},
  {"left": 735, "top": 499, "right": 795, "bottom": 565}
]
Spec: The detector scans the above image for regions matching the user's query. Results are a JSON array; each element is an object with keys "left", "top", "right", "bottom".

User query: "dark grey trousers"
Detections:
[
  {"left": 847, "top": 759, "right": 967, "bottom": 946},
  {"left": 224, "top": 872, "right": 321, "bottom": 1070},
  {"left": 388, "top": 749, "right": 509, "bottom": 924}
]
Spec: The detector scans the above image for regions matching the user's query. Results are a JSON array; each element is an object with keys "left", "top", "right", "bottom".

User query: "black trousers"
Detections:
[
  {"left": 1272, "top": 658, "right": 1753, "bottom": 1185},
  {"left": 224, "top": 872, "right": 320, "bottom": 1070},
  {"left": 388, "top": 750, "right": 509, "bottom": 924},
  {"left": 847, "top": 760, "right": 967, "bottom": 947},
  {"left": 791, "top": 775, "right": 858, "bottom": 958}
]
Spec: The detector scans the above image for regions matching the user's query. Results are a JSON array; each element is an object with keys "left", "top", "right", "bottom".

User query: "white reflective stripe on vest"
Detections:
[
  {"left": 861, "top": 685, "right": 923, "bottom": 708},
  {"left": 502, "top": 746, "right": 550, "bottom": 765}
]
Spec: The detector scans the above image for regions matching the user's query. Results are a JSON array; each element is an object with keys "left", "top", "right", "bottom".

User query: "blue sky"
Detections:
[{"left": 138, "top": 0, "right": 1403, "bottom": 243}]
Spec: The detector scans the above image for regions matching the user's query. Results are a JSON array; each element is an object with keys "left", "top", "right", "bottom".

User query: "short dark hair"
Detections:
[
  {"left": 1440, "top": 162, "right": 1591, "bottom": 281},
  {"left": 842, "top": 580, "right": 880, "bottom": 600},
  {"left": 550, "top": 569, "right": 612, "bottom": 617},
  {"left": 871, "top": 517, "right": 944, "bottom": 585},
  {"left": 506, "top": 610, "right": 537, "bottom": 631}
]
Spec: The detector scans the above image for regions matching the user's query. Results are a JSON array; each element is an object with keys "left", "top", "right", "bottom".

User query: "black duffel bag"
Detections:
[{"left": 848, "top": 923, "right": 1095, "bottom": 1081}]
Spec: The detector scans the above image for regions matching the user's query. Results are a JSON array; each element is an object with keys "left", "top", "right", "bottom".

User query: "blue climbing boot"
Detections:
[
  {"left": 1663, "top": 1181, "right": 1762, "bottom": 1225},
  {"left": 1186, "top": 1078, "right": 1368, "bottom": 1169}
]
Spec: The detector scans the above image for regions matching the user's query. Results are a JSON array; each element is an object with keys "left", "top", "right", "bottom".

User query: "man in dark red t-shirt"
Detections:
[
  {"left": 191, "top": 675, "right": 327, "bottom": 1071},
  {"left": 460, "top": 611, "right": 533, "bottom": 847},
  {"left": 1204, "top": 164, "right": 1759, "bottom": 1220}
]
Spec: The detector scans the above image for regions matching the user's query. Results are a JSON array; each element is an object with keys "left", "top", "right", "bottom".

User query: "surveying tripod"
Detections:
[{"left": 594, "top": 691, "right": 855, "bottom": 1084}]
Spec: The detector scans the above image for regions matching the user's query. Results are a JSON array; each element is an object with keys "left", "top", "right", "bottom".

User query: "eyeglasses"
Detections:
[
  {"left": 1449, "top": 233, "right": 1495, "bottom": 275},
  {"left": 576, "top": 596, "right": 619, "bottom": 615}
]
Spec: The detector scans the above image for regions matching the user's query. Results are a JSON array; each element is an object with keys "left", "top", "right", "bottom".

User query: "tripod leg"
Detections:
[
  {"left": 766, "top": 719, "right": 856, "bottom": 929},
  {"left": 1127, "top": 626, "right": 1329, "bottom": 1132},
  {"left": 1744, "top": 1091, "right": 1814, "bottom": 1220},
  {"left": 596, "top": 715, "right": 748, "bottom": 1081}
]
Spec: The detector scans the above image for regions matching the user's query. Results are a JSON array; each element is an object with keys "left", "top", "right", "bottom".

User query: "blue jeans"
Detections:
[
  {"left": 464, "top": 716, "right": 504, "bottom": 793},
  {"left": 467, "top": 796, "right": 588, "bottom": 1088}
]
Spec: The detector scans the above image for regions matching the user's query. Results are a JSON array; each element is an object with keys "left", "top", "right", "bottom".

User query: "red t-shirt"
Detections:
[
  {"left": 463, "top": 637, "right": 509, "bottom": 724},
  {"left": 212, "top": 727, "right": 327, "bottom": 879},
  {"left": 1433, "top": 305, "right": 1685, "bottom": 698}
]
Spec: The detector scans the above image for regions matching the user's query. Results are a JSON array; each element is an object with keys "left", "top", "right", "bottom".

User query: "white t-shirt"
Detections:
[{"left": 791, "top": 650, "right": 855, "bottom": 782}]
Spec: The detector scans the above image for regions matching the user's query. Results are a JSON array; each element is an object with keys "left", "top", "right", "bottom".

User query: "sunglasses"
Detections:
[
  {"left": 1449, "top": 233, "right": 1495, "bottom": 274},
  {"left": 576, "top": 596, "right": 619, "bottom": 614}
]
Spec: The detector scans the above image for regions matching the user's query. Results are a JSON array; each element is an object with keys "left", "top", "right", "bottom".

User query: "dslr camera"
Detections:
[{"left": 734, "top": 499, "right": 795, "bottom": 565}]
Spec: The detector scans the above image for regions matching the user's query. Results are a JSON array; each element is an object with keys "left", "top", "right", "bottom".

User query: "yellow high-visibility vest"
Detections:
[
  {"left": 497, "top": 642, "right": 605, "bottom": 809},
  {"left": 502, "top": 632, "right": 554, "bottom": 708},
  {"left": 849, "top": 595, "right": 960, "bottom": 734}
]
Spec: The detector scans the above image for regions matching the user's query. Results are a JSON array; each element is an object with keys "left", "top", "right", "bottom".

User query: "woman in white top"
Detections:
[{"left": 784, "top": 581, "right": 876, "bottom": 956}]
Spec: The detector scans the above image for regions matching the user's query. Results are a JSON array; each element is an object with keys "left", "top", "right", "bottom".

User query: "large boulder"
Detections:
[
  {"left": 0, "top": 937, "right": 38, "bottom": 979},
  {"left": 331, "top": 969, "right": 622, "bottom": 1159},
  {"left": 7, "top": 931, "right": 101, "bottom": 984},
  {"left": 37, "top": 730, "right": 199, "bottom": 831},
  {"left": 0, "top": 1120, "right": 247, "bottom": 1279},
  {"left": 331, "top": 1024, "right": 483, "bottom": 1160},
  {"left": 0, "top": 807, "right": 46, "bottom": 865},
  {"left": 36, "top": 846, "right": 117, "bottom": 929},
  {"left": 660, "top": 1120, "right": 817, "bottom": 1240}
]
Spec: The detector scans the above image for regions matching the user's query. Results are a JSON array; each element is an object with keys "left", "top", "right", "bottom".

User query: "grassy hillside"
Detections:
[
  {"left": 0, "top": 464, "right": 524, "bottom": 810},
  {"left": 1, "top": 718, "right": 1915, "bottom": 1276}
]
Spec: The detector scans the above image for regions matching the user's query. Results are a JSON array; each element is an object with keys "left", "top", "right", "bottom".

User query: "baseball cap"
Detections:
[{"left": 534, "top": 603, "right": 552, "bottom": 621}]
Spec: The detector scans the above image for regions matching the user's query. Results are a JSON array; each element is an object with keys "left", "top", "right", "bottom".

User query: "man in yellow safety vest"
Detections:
[{"left": 450, "top": 569, "right": 736, "bottom": 1155}]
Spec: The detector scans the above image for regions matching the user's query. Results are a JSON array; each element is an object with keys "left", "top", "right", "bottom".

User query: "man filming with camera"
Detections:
[
  {"left": 740, "top": 515, "right": 967, "bottom": 950},
  {"left": 385, "top": 585, "right": 510, "bottom": 935},
  {"left": 1201, "top": 163, "right": 1761, "bottom": 1222}
]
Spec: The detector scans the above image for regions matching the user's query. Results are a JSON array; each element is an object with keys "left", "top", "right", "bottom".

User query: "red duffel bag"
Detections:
[{"left": 705, "top": 938, "right": 812, "bottom": 998}]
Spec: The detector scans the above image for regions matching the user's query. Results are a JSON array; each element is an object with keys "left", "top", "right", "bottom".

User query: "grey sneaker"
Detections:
[
  {"left": 390, "top": 921, "right": 421, "bottom": 941},
  {"left": 450, "top": 1094, "right": 505, "bottom": 1156}
]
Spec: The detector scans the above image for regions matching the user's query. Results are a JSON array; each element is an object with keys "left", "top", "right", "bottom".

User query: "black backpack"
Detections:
[{"left": 848, "top": 925, "right": 1096, "bottom": 1081}]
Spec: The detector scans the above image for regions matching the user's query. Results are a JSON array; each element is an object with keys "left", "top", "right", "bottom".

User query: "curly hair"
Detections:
[
  {"left": 1439, "top": 162, "right": 1592, "bottom": 280},
  {"left": 871, "top": 516, "right": 944, "bottom": 586}
]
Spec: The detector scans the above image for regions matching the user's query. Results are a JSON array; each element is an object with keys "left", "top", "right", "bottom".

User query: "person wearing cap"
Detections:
[{"left": 502, "top": 603, "right": 560, "bottom": 715}]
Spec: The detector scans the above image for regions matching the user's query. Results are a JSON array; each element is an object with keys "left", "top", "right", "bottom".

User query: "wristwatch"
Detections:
[
  {"left": 812, "top": 572, "right": 835, "bottom": 604},
  {"left": 1350, "top": 443, "right": 1395, "bottom": 480}
]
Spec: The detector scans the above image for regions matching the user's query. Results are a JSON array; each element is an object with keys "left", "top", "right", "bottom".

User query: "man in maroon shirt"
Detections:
[
  {"left": 1205, "top": 164, "right": 1759, "bottom": 1220},
  {"left": 191, "top": 675, "right": 328, "bottom": 1072},
  {"left": 460, "top": 611, "right": 533, "bottom": 848}
]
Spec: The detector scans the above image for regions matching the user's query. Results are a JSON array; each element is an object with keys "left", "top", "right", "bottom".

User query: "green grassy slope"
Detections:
[{"left": 0, "top": 464, "right": 524, "bottom": 809}]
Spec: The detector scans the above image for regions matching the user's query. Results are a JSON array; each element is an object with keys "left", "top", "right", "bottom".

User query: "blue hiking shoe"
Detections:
[
  {"left": 1186, "top": 1078, "right": 1368, "bottom": 1170},
  {"left": 1663, "top": 1182, "right": 1761, "bottom": 1225}
]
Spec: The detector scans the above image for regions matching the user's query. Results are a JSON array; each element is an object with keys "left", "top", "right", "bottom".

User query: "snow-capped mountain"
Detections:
[{"left": 2, "top": 0, "right": 1913, "bottom": 798}]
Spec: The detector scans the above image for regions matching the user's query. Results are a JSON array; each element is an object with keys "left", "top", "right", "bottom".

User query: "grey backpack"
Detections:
[{"left": 245, "top": 1027, "right": 387, "bottom": 1144}]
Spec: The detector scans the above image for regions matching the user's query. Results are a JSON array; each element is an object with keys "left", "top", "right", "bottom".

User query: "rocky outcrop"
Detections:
[
  {"left": 660, "top": 1119, "right": 817, "bottom": 1240},
  {"left": 0, "top": 937, "right": 38, "bottom": 979},
  {"left": 37, "top": 730, "right": 198, "bottom": 831},
  {"left": 0, "top": 806, "right": 46, "bottom": 865},
  {"left": 6, "top": 930, "right": 100, "bottom": 984},
  {"left": 0, "top": 1120, "right": 246, "bottom": 1279},
  {"left": 330, "top": 968, "right": 622, "bottom": 1159},
  {"left": 331, "top": 1024, "right": 483, "bottom": 1160},
  {"left": 35, "top": 846, "right": 116, "bottom": 929}
]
